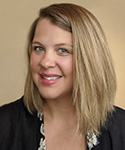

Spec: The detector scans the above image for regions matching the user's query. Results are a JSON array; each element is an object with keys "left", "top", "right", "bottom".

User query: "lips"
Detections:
[
  {"left": 39, "top": 73, "right": 62, "bottom": 85},
  {"left": 43, "top": 76, "right": 61, "bottom": 80}
]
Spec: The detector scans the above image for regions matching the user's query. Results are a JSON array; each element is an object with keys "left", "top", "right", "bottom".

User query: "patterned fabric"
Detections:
[
  {"left": 87, "top": 132, "right": 99, "bottom": 150},
  {"left": 37, "top": 113, "right": 99, "bottom": 150},
  {"left": 38, "top": 113, "right": 46, "bottom": 150},
  {"left": 0, "top": 97, "right": 124, "bottom": 150}
]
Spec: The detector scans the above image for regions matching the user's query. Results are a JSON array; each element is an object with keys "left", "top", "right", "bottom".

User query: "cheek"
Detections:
[
  {"left": 30, "top": 53, "right": 40, "bottom": 73},
  {"left": 61, "top": 58, "right": 73, "bottom": 75}
]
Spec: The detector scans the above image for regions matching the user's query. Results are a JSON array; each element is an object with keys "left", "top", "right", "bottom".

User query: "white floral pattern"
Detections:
[
  {"left": 38, "top": 113, "right": 46, "bottom": 150},
  {"left": 87, "top": 132, "right": 99, "bottom": 150},
  {"left": 38, "top": 112, "right": 99, "bottom": 150},
  {"left": 38, "top": 137, "right": 46, "bottom": 150}
]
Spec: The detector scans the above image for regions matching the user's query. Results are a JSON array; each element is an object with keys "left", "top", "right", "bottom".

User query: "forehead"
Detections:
[{"left": 33, "top": 18, "right": 72, "bottom": 45}]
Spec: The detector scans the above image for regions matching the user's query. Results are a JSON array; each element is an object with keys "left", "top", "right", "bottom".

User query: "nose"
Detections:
[{"left": 40, "top": 52, "right": 56, "bottom": 69}]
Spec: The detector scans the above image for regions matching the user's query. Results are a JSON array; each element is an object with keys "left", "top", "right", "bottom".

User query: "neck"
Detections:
[{"left": 43, "top": 98, "right": 77, "bottom": 129}]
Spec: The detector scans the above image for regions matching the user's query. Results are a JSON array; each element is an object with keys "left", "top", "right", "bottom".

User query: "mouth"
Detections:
[
  {"left": 39, "top": 73, "right": 62, "bottom": 84},
  {"left": 42, "top": 76, "right": 61, "bottom": 80},
  {"left": 39, "top": 73, "right": 62, "bottom": 86}
]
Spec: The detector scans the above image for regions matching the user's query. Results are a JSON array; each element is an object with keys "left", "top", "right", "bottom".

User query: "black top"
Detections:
[{"left": 0, "top": 97, "right": 125, "bottom": 150}]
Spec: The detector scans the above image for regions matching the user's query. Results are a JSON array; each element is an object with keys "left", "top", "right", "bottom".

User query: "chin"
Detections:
[{"left": 40, "top": 92, "right": 59, "bottom": 101}]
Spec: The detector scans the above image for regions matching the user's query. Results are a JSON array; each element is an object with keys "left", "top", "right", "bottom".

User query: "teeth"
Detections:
[{"left": 43, "top": 76, "right": 60, "bottom": 80}]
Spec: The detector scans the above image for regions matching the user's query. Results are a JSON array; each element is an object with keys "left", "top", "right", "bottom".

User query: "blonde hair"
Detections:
[{"left": 24, "top": 3, "right": 116, "bottom": 135}]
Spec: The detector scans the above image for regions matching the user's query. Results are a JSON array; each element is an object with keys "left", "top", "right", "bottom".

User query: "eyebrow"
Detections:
[
  {"left": 55, "top": 43, "right": 73, "bottom": 48},
  {"left": 32, "top": 41, "right": 73, "bottom": 48},
  {"left": 32, "top": 41, "right": 43, "bottom": 46}
]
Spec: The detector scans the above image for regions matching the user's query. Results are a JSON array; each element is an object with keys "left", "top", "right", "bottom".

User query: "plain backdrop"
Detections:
[{"left": 0, "top": 0, "right": 125, "bottom": 109}]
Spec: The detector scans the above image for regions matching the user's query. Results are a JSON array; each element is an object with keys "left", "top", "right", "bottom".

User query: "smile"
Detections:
[
  {"left": 42, "top": 76, "right": 61, "bottom": 80},
  {"left": 40, "top": 73, "right": 62, "bottom": 85}
]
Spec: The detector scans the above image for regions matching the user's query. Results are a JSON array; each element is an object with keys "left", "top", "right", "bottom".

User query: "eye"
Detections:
[
  {"left": 33, "top": 46, "right": 45, "bottom": 52},
  {"left": 57, "top": 48, "right": 69, "bottom": 56}
]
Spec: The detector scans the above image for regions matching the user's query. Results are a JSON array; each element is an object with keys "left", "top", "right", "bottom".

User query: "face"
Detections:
[{"left": 30, "top": 18, "right": 73, "bottom": 102}]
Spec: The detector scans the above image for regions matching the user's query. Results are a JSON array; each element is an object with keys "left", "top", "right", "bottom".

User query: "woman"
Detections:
[{"left": 0, "top": 3, "right": 124, "bottom": 150}]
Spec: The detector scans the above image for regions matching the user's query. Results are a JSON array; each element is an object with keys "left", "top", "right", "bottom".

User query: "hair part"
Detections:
[{"left": 24, "top": 3, "right": 117, "bottom": 136}]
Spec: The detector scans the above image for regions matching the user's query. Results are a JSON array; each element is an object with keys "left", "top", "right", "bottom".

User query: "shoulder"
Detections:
[
  {"left": 0, "top": 96, "right": 37, "bottom": 126},
  {"left": 114, "top": 106, "right": 125, "bottom": 118},
  {"left": 0, "top": 97, "right": 27, "bottom": 121},
  {"left": 108, "top": 106, "right": 125, "bottom": 130},
  {"left": 0, "top": 96, "right": 24, "bottom": 112},
  {"left": 0, "top": 97, "right": 34, "bottom": 134},
  {"left": 107, "top": 106, "right": 125, "bottom": 139},
  {"left": 0, "top": 97, "right": 23, "bottom": 116},
  {"left": 97, "top": 106, "right": 125, "bottom": 150},
  {"left": 0, "top": 97, "right": 40, "bottom": 149},
  {"left": 0, "top": 97, "right": 23, "bottom": 145},
  {"left": 0, "top": 97, "right": 26, "bottom": 131}
]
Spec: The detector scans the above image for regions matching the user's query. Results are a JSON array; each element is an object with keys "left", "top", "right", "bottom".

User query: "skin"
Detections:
[
  {"left": 30, "top": 18, "right": 86, "bottom": 150},
  {"left": 30, "top": 18, "right": 73, "bottom": 103}
]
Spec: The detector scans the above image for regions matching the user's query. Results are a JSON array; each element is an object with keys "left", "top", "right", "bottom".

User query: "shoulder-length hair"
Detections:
[{"left": 24, "top": 3, "right": 116, "bottom": 135}]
